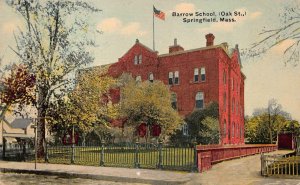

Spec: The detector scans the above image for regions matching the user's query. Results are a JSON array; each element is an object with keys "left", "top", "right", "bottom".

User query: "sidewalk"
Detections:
[{"left": 0, "top": 161, "right": 195, "bottom": 185}]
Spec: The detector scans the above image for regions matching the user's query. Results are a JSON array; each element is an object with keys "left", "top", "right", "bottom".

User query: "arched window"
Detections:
[
  {"left": 168, "top": 72, "right": 173, "bottom": 85},
  {"left": 138, "top": 54, "right": 142, "bottom": 64},
  {"left": 223, "top": 92, "right": 226, "bottom": 111},
  {"left": 200, "top": 67, "right": 206, "bottom": 81},
  {"left": 195, "top": 92, "right": 204, "bottom": 109},
  {"left": 232, "top": 98, "right": 235, "bottom": 113},
  {"left": 171, "top": 93, "right": 177, "bottom": 110},
  {"left": 240, "top": 126, "right": 243, "bottom": 138},
  {"left": 232, "top": 122, "right": 235, "bottom": 138},
  {"left": 194, "top": 68, "right": 199, "bottom": 82},
  {"left": 149, "top": 73, "right": 154, "bottom": 82},
  {"left": 223, "top": 119, "right": 226, "bottom": 138},
  {"left": 223, "top": 70, "right": 227, "bottom": 84},
  {"left": 134, "top": 55, "right": 138, "bottom": 65}
]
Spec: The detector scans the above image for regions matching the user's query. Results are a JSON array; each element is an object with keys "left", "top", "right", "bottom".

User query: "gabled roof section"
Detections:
[
  {"left": 10, "top": 118, "right": 33, "bottom": 129},
  {"left": 120, "top": 39, "right": 157, "bottom": 59}
]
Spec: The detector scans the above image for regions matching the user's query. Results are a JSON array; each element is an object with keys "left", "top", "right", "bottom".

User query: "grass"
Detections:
[{"left": 45, "top": 146, "right": 195, "bottom": 171}]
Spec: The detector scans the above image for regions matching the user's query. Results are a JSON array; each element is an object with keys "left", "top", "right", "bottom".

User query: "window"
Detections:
[
  {"left": 232, "top": 98, "right": 235, "bottom": 113},
  {"left": 134, "top": 55, "right": 138, "bottom": 65},
  {"left": 182, "top": 122, "right": 189, "bottom": 136},
  {"left": 136, "top": 75, "right": 141, "bottom": 82},
  {"left": 223, "top": 92, "right": 226, "bottom": 111},
  {"left": 138, "top": 54, "right": 142, "bottom": 64},
  {"left": 134, "top": 54, "right": 142, "bottom": 65},
  {"left": 232, "top": 122, "right": 235, "bottom": 138},
  {"left": 200, "top": 67, "right": 206, "bottom": 81},
  {"left": 195, "top": 92, "right": 204, "bottom": 109},
  {"left": 149, "top": 73, "right": 154, "bottom": 82},
  {"left": 223, "top": 70, "right": 227, "bottom": 84},
  {"left": 168, "top": 72, "right": 173, "bottom": 85},
  {"left": 171, "top": 93, "right": 177, "bottom": 110},
  {"left": 231, "top": 78, "right": 234, "bottom": 90},
  {"left": 240, "top": 126, "right": 243, "bottom": 138},
  {"left": 194, "top": 68, "right": 199, "bottom": 82},
  {"left": 223, "top": 120, "right": 227, "bottom": 138},
  {"left": 174, "top": 71, "right": 179, "bottom": 84}
]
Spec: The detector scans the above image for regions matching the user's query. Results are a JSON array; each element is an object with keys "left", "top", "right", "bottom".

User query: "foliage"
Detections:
[
  {"left": 245, "top": 1, "right": 300, "bottom": 66},
  {"left": 119, "top": 75, "right": 183, "bottom": 138},
  {"left": 245, "top": 99, "right": 299, "bottom": 144},
  {"left": 47, "top": 67, "right": 118, "bottom": 142},
  {"left": 170, "top": 102, "right": 219, "bottom": 145},
  {"left": 0, "top": 64, "right": 35, "bottom": 119},
  {"left": 186, "top": 102, "right": 219, "bottom": 144},
  {"left": 199, "top": 117, "right": 220, "bottom": 144},
  {"left": 7, "top": 0, "right": 101, "bottom": 155}
]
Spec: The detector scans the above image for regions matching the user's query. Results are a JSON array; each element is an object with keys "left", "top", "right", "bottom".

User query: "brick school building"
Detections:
[{"left": 107, "top": 33, "right": 245, "bottom": 144}]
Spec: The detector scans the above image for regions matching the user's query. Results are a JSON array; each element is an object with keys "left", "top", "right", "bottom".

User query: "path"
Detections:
[{"left": 186, "top": 150, "right": 300, "bottom": 185}]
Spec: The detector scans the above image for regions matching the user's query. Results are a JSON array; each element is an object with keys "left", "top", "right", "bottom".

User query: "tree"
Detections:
[
  {"left": 119, "top": 75, "right": 183, "bottom": 141},
  {"left": 0, "top": 64, "right": 35, "bottom": 121},
  {"left": 247, "top": 1, "right": 300, "bottom": 65},
  {"left": 184, "top": 102, "right": 220, "bottom": 145},
  {"left": 47, "top": 67, "right": 118, "bottom": 144},
  {"left": 7, "top": 0, "right": 101, "bottom": 155},
  {"left": 245, "top": 99, "right": 298, "bottom": 144}
]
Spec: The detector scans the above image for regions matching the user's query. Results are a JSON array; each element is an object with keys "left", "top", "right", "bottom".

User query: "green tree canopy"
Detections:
[
  {"left": 245, "top": 99, "right": 299, "bottom": 144},
  {"left": 119, "top": 74, "right": 183, "bottom": 138},
  {"left": 47, "top": 67, "right": 118, "bottom": 143}
]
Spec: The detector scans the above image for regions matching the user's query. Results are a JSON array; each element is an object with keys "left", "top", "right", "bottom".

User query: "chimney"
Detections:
[
  {"left": 205, "top": 33, "right": 215, "bottom": 47},
  {"left": 169, "top": 38, "right": 184, "bottom": 53}
]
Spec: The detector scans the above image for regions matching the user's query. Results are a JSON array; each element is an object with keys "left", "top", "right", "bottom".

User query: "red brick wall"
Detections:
[{"left": 107, "top": 37, "right": 245, "bottom": 145}]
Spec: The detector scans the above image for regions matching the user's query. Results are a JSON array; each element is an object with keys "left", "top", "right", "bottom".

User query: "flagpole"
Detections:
[{"left": 153, "top": 5, "right": 155, "bottom": 51}]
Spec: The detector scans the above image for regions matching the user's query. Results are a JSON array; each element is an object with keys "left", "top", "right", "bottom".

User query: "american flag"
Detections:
[{"left": 153, "top": 6, "right": 165, "bottom": 20}]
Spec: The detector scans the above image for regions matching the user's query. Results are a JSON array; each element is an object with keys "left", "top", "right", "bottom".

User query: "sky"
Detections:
[{"left": 0, "top": 0, "right": 300, "bottom": 121}]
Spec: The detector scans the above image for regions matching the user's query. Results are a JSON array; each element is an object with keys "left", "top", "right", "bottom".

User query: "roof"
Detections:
[
  {"left": 158, "top": 43, "right": 231, "bottom": 58},
  {"left": 10, "top": 118, "right": 33, "bottom": 129},
  {"left": 3, "top": 133, "right": 34, "bottom": 138}
]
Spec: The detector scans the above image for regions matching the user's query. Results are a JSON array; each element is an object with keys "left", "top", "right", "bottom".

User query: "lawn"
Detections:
[{"left": 46, "top": 145, "right": 196, "bottom": 171}]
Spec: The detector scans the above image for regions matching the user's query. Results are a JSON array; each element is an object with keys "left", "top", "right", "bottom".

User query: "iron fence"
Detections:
[
  {"left": 46, "top": 142, "right": 197, "bottom": 171},
  {"left": 2, "top": 141, "right": 197, "bottom": 172}
]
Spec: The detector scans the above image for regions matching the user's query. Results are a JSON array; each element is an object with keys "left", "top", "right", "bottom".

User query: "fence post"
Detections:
[
  {"left": 100, "top": 141, "right": 104, "bottom": 166},
  {"left": 260, "top": 153, "right": 265, "bottom": 176},
  {"left": 71, "top": 143, "right": 75, "bottom": 164},
  {"left": 157, "top": 140, "right": 163, "bottom": 169},
  {"left": 45, "top": 142, "right": 49, "bottom": 163},
  {"left": 193, "top": 142, "right": 198, "bottom": 172},
  {"left": 2, "top": 138, "right": 6, "bottom": 160},
  {"left": 134, "top": 141, "right": 140, "bottom": 168},
  {"left": 22, "top": 140, "right": 26, "bottom": 162}
]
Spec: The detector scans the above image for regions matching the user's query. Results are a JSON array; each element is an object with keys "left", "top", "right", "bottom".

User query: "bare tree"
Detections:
[
  {"left": 242, "top": 0, "right": 300, "bottom": 66},
  {"left": 7, "top": 0, "right": 101, "bottom": 156}
]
